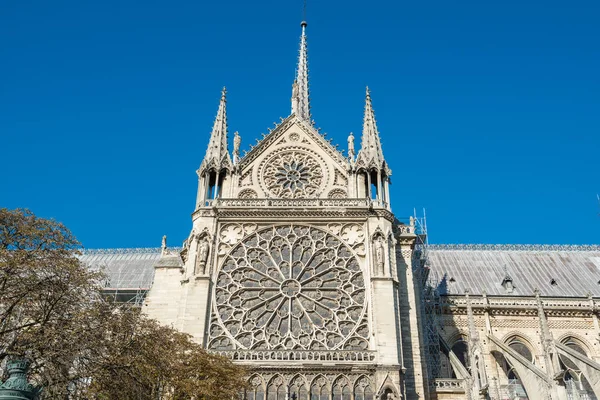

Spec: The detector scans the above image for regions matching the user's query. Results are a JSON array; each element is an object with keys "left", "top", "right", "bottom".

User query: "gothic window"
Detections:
[
  {"left": 289, "top": 375, "right": 309, "bottom": 400},
  {"left": 507, "top": 337, "right": 533, "bottom": 363},
  {"left": 267, "top": 376, "right": 286, "bottom": 400},
  {"left": 245, "top": 375, "right": 266, "bottom": 400},
  {"left": 562, "top": 336, "right": 589, "bottom": 357},
  {"left": 332, "top": 377, "right": 351, "bottom": 400},
  {"left": 261, "top": 151, "right": 325, "bottom": 198},
  {"left": 212, "top": 225, "right": 367, "bottom": 350},
  {"left": 354, "top": 377, "right": 374, "bottom": 400},
  {"left": 310, "top": 376, "right": 329, "bottom": 400},
  {"left": 451, "top": 338, "right": 469, "bottom": 369},
  {"left": 559, "top": 337, "right": 597, "bottom": 400},
  {"left": 496, "top": 336, "right": 533, "bottom": 400}
]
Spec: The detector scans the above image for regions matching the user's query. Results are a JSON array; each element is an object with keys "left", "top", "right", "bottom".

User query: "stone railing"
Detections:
[
  {"left": 212, "top": 349, "right": 376, "bottom": 362},
  {"left": 441, "top": 295, "right": 595, "bottom": 311},
  {"left": 212, "top": 198, "right": 373, "bottom": 208},
  {"left": 433, "top": 379, "right": 465, "bottom": 392}
]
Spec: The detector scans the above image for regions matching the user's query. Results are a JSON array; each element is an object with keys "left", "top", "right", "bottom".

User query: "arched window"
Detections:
[
  {"left": 496, "top": 336, "right": 533, "bottom": 399},
  {"left": 563, "top": 336, "right": 589, "bottom": 357},
  {"left": 289, "top": 375, "right": 309, "bottom": 400},
  {"left": 560, "top": 337, "right": 597, "bottom": 400},
  {"left": 311, "top": 376, "right": 329, "bottom": 400},
  {"left": 267, "top": 376, "right": 286, "bottom": 400},
  {"left": 332, "top": 378, "right": 351, "bottom": 400},
  {"left": 354, "top": 376, "right": 373, "bottom": 400},
  {"left": 507, "top": 337, "right": 533, "bottom": 363},
  {"left": 451, "top": 338, "right": 469, "bottom": 369},
  {"left": 245, "top": 375, "right": 265, "bottom": 400}
]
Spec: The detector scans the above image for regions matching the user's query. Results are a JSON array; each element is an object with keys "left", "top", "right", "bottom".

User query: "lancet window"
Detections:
[
  {"left": 241, "top": 374, "right": 374, "bottom": 400},
  {"left": 559, "top": 337, "right": 597, "bottom": 400}
]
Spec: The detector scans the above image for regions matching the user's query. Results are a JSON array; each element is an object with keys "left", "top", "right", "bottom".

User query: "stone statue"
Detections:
[
  {"left": 195, "top": 238, "right": 210, "bottom": 275},
  {"left": 374, "top": 235, "right": 385, "bottom": 275},
  {"left": 347, "top": 132, "right": 355, "bottom": 159},
  {"left": 233, "top": 131, "right": 241, "bottom": 163},
  {"left": 161, "top": 235, "right": 167, "bottom": 255}
]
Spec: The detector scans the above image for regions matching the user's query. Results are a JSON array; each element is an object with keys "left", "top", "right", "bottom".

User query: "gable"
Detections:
[{"left": 235, "top": 116, "right": 350, "bottom": 199}]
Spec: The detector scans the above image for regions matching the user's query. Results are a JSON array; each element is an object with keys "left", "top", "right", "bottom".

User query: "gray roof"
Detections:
[
  {"left": 427, "top": 244, "right": 600, "bottom": 297},
  {"left": 81, "top": 244, "right": 600, "bottom": 298},
  {"left": 79, "top": 248, "right": 163, "bottom": 290}
]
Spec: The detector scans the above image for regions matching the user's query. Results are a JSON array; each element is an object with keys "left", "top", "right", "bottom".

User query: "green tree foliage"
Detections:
[{"left": 0, "top": 208, "right": 247, "bottom": 399}]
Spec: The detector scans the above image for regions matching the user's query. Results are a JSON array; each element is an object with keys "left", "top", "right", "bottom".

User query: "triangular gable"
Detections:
[{"left": 238, "top": 114, "right": 348, "bottom": 171}]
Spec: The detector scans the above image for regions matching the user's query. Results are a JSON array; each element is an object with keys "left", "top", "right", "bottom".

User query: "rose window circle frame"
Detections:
[
  {"left": 259, "top": 149, "right": 327, "bottom": 199},
  {"left": 213, "top": 224, "right": 367, "bottom": 351}
]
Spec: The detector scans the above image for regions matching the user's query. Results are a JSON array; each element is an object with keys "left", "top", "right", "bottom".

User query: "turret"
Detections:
[
  {"left": 354, "top": 87, "right": 392, "bottom": 208},
  {"left": 196, "top": 87, "right": 234, "bottom": 208}
]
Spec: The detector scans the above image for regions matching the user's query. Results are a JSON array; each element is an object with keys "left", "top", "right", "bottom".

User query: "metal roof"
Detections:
[
  {"left": 79, "top": 248, "right": 163, "bottom": 290},
  {"left": 427, "top": 245, "right": 600, "bottom": 297},
  {"left": 80, "top": 245, "right": 600, "bottom": 298}
]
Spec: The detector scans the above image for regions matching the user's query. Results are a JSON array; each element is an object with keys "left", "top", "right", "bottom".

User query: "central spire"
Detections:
[{"left": 291, "top": 21, "right": 311, "bottom": 123}]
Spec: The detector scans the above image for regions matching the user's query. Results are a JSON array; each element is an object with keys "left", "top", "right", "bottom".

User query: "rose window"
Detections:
[
  {"left": 261, "top": 151, "right": 324, "bottom": 198},
  {"left": 212, "top": 225, "right": 367, "bottom": 350}
]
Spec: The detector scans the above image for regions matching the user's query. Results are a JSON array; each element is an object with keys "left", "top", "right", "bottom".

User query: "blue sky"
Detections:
[{"left": 1, "top": 0, "right": 598, "bottom": 248}]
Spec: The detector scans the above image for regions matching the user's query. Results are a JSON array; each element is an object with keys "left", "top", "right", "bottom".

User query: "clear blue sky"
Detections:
[{"left": 2, "top": 0, "right": 599, "bottom": 248}]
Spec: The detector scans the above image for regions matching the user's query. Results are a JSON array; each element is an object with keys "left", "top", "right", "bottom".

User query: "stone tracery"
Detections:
[
  {"left": 210, "top": 224, "right": 369, "bottom": 351},
  {"left": 261, "top": 150, "right": 325, "bottom": 198}
]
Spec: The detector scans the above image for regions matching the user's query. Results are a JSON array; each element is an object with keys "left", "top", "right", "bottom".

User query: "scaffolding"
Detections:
[
  {"left": 412, "top": 209, "right": 442, "bottom": 385},
  {"left": 80, "top": 248, "right": 159, "bottom": 307}
]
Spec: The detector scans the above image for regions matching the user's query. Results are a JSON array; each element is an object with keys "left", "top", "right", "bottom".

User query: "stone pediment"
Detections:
[
  {"left": 235, "top": 115, "right": 351, "bottom": 199},
  {"left": 238, "top": 115, "right": 347, "bottom": 170}
]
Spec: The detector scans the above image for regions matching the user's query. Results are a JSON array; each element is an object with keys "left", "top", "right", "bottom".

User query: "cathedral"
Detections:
[{"left": 82, "top": 20, "right": 600, "bottom": 400}]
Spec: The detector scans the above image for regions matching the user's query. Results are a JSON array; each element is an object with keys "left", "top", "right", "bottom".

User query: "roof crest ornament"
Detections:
[
  {"left": 199, "top": 87, "right": 233, "bottom": 173},
  {"left": 291, "top": 21, "right": 311, "bottom": 123},
  {"left": 428, "top": 244, "right": 600, "bottom": 251}
]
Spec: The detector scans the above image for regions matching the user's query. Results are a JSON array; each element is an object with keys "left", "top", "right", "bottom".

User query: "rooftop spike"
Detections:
[
  {"left": 291, "top": 21, "right": 311, "bottom": 123},
  {"left": 357, "top": 87, "right": 385, "bottom": 168},
  {"left": 199, "top": 87, "right": 232, "bottom": 172}
]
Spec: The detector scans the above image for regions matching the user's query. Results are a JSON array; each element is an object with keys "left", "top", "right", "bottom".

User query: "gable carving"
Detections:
[{"left": 234, "top": 117, "right": 351, "bottom": 199}]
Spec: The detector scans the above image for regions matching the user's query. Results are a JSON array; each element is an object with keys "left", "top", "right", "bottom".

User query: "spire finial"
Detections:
[
  {"left": 291, "top": 19, "right": 311, "bottom": 123},
  {"left": 199, "top": 88, "right": 232, "bottom": 172},
  {"left": 357, "top": 87, "right": 385, "bottom": 168}
]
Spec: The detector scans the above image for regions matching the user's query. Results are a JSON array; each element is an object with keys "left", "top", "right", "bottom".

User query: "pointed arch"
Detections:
[
  {"left": 245, "top": 374, "right": 266, "bottom": 400},
  {"left": 267, "top": 374, "right": 286, "bottom": 400},
  {"left": 331, "top": 375, "right": 351, "bottom": 400},
  {"left": 310, "top": 375, "right": 330, "bottom": 400},
  {"left": 500, "top": 331, "right": 538, "bottom": 356},
  {"left": 558, "top": 333, "right": 593, "bottom": 357},
  {"left": 289, "top": 374, "right": 309, "bottom": 400},
  {"left": 353, "top": 375, "right": 374, "bottom": 400}
]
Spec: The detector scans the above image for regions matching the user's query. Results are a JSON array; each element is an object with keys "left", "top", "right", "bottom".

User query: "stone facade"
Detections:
[{"left": 135, "top": 20, "right": 600, "bottom": 400}]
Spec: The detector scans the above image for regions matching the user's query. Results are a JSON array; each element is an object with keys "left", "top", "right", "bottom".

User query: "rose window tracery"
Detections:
[
  {"left": 212, "top": 225, "right": 368, "bottom": 350},
  {"left": 261, "top": 151, "right": 325, "bottom": 198}
]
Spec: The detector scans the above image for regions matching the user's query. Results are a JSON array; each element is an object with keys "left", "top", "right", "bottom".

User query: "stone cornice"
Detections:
[
  {"left": 191, "top": 198, "right": 396, "bottom": 222},
  {"left": 440, "top": 294, "right": 597, "bottom": 317}
]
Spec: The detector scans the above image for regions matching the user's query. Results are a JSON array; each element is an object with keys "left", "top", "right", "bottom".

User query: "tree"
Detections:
[{"left": 0, "top": 208, "right": 247, "bottom": 399}]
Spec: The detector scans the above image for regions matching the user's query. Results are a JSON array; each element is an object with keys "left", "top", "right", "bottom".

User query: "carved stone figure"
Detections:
[
  {"left": 233, "top": 131, "right": 241, "bottom": 163},
  {"left": 374, "top": 235, "right": 385, "bottom": 275},
  {"left": 347, "top": 132, "right": 355, "bottom": 159},
  {"left": 195, "top": 238, "right": 210, "bottom": 275}
]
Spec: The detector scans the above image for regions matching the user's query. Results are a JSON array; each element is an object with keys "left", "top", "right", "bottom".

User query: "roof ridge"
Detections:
[
  {"left": 428, "top": 244, "right": 600, "bottom": 251},
  {"left": 81, "top": 247, "right": 182, "bottom": 255}
]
